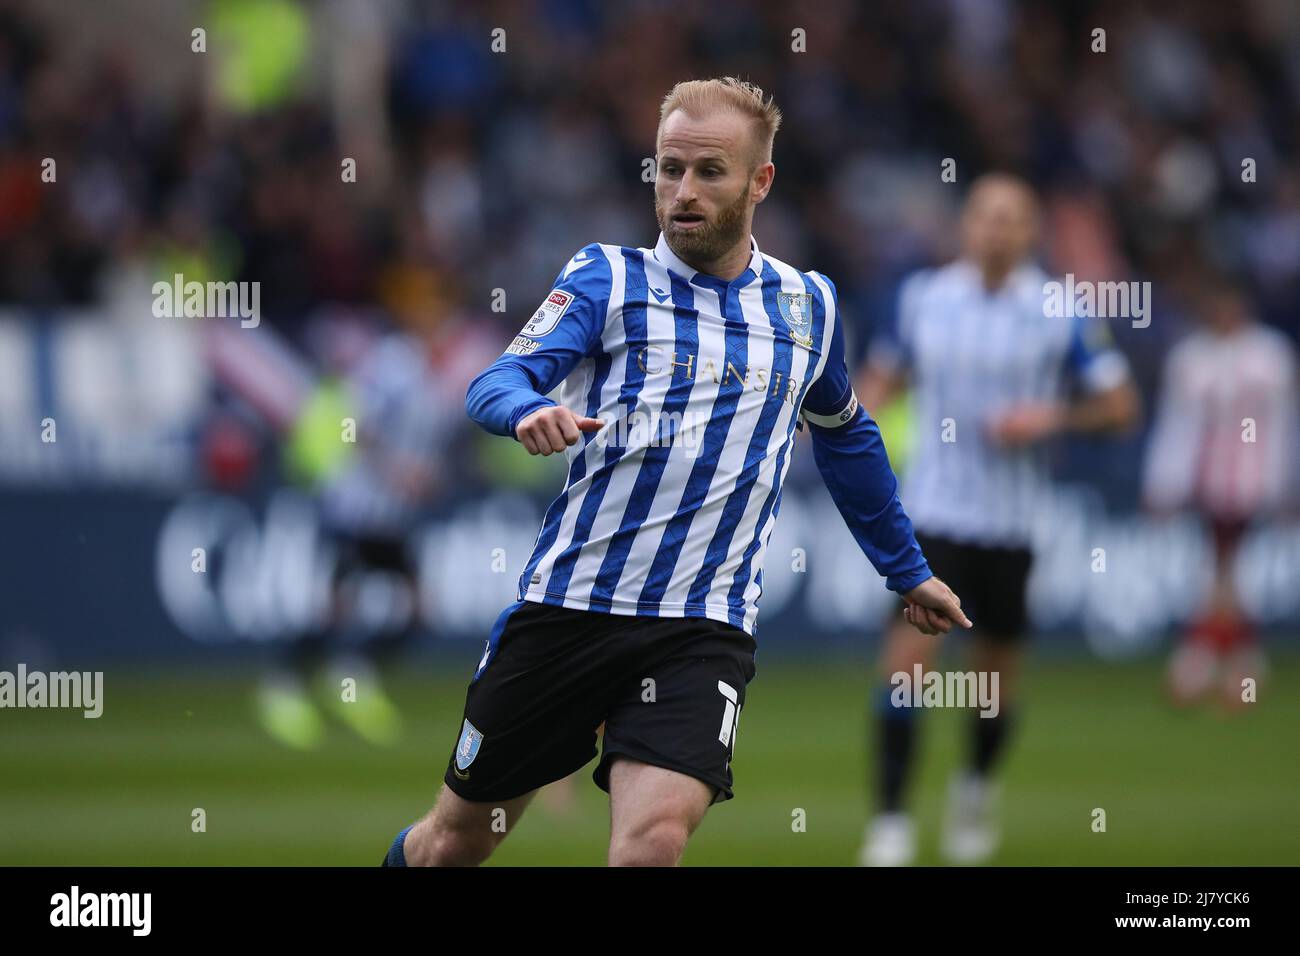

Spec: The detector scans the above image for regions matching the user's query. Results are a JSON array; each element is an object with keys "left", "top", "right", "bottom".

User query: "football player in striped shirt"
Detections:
[
  {"left": 383, "top": 77, "right": 969, "bottom": 867},
  {"left": 857, "top": 174, "right": 1139, "bottom": 866},
  {"left": 1144, "top": 275, "right": 1297, "bottom": 709}
]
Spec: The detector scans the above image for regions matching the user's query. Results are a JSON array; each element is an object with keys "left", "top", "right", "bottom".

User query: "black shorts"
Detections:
[
  {"left": 443, "top": 600, "right": 757, "bottom": 805},
  {"left": 913, "top": 532, "right": 1033, "bottom": 641},
  {"left": 333, "top": 533, "right": 414, "bottom": 578}
]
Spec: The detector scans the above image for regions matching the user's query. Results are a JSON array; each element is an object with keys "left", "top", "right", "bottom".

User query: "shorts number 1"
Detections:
[{"left": 717, "top": 680, "right": 739, "bottom": 748}]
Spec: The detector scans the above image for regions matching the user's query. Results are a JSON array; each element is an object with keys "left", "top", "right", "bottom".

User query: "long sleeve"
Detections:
[
  {"left": 465, "top": 362, "right": 563, "bottom": 438},
  {"left": 802, "top": 273, "right": 932, "bottom": 594},
  {"left": 465, "top": 243, "right": 613, "bottom": 438}
]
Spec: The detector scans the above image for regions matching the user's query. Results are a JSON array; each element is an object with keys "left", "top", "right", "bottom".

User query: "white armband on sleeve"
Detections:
[
  {"left": 1081, "top": 350, "right": 1131, "bottom": 393},
  {"left": 801, "top": 391, "right": 860, "bottom": 429}
]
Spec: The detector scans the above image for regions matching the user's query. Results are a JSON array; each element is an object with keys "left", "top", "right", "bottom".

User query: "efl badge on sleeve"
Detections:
[
  {"left": 521, "top": 289, "right": 574, "bottom": 337},
  {"left": 454, "top": 718, "right": 484, "bottom": 777},
  {"left": 778, "top": 292, "right": 814, "bottom": 347}
]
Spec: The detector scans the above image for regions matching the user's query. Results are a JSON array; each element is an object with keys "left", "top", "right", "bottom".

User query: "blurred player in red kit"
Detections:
[{"left": 1144, "top": 276, "right": 1299, "bottom": 709}]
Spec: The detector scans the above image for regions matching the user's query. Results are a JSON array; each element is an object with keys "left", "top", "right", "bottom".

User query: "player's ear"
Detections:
[{"left": 751, "top": 161, "right": 775, "bottom": 203}]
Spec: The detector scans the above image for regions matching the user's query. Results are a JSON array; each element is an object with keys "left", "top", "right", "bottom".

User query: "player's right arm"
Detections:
[{"left": 465, "top": 244, "right": 612, "bottom": 455}]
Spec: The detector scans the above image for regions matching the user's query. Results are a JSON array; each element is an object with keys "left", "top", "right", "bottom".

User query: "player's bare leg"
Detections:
[
  {"left": 606, "top": 756, "right": 714, "bottom": 866},
  {"left": 967, "top": 636, "right": 1023, "bottom": 705},
  {"left": 537, "top": 771, "right": 581, "bottom": 816},
  {"left": 881, "top": 615, "right": 945, "bottom": 682},
  {"left": 860, "top": 617, "right": 944, "bottom": 866},
  {"left": 1168, "top": 522, "right": 1262, "bottom": 712},
  {"left": 941, "top": 635, "right": 1024, "bottom": 864},
  {"left": 401, "top": 783, "right": 537, "bottom": 866}
]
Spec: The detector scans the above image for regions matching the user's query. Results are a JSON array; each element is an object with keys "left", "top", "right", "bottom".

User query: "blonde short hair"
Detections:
[{"left": 656, "top": 77, "right": 783, "bottom": 172}]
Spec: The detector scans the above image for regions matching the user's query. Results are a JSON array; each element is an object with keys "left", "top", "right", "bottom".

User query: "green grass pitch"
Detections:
[{"left": 2, "top": 653, "right": 1296, "bottom": 865}]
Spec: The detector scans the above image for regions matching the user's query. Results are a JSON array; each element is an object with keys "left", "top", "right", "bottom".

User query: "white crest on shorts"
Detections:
[{"left": 456, "top": 718, "right": 484, "bottom": 771}]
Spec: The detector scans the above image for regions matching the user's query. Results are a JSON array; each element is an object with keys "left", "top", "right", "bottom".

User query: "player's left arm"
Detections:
[
  {"left": 988, "top": 314, "right": 1140, "bottom": 448},
  {"left": 802, "top": 274, "right": 971, "bottom": 635}
]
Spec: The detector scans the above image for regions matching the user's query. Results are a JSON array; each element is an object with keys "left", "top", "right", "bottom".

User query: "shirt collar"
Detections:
[
  {"left": 653, "top": 231, "right": 764, "bottom": 287},
  {"left": 958, "top": 257, "right": 1042, "bottom": 296}
]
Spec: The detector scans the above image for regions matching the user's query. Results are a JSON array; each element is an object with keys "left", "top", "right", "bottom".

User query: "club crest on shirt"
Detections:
[
  {"left": 454, "top": 718, "right": 484, "bottom": 776},
  {"left": 778, "top": 292, "right": 814, "bottom": 347}
]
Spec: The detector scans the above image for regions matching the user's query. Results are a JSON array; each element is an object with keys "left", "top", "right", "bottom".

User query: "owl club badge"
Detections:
[
  {"left": 778, "top": 292, "right": 814, "bottom": 347},
  {"left": 454, "top": 718, "right": 484, "bottom": 776}
]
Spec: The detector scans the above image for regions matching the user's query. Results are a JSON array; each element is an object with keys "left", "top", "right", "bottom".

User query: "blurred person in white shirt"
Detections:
[{"left": 1143, "top": 276, "right": 1299, "bottom": 709}]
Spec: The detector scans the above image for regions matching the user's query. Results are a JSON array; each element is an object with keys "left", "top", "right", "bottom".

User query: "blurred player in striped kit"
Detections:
[
  {"left": 1144, "top": 275, "right": 1298, "bottom": 710},
  {"left": 857, "top": 174, "right": 1139, "bottom": 865},
  {"left": 245, "top": 295, "right": 486, "bottom": 750}
]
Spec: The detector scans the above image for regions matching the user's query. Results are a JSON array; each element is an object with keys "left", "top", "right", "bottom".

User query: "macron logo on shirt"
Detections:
[{"left": 561, "top": 251, "right": 593, "bottom": 280}]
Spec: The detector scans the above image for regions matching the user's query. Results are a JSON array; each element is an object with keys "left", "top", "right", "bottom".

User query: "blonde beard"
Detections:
[{"left": 656, "top": 185, "right": 751, "bottom": 268}]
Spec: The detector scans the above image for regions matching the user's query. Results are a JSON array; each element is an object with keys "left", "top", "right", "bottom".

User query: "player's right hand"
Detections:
[
  {"left": 515, "top": 405, "right": 604, "bottom": 456},
  {"left": 901, "top": 575, "right": 973, "bottom": 635}
]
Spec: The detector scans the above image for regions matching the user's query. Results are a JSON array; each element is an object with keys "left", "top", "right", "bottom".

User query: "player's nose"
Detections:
[{"left": 675, "top": 171, "right": 701, "bottom": 203}]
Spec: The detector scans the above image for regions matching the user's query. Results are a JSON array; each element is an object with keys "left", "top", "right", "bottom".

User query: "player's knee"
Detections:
[{"left": 609, "top": 816, "right": 691, "bottom": 867}]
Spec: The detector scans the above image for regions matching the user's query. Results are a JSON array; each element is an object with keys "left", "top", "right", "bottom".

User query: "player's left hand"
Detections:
[
  {"left": 902, "top": 575, "right": 972, "bottom": 635},
  {"left": 986, "top": 402, "right": 1065, "bottom": 448}
]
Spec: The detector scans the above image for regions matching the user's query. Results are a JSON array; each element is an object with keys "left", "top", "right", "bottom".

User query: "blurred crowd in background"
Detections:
[
  {"left": 3, "top": 0, "right": 1299, "bottom": 480},
  {"left": 0, "top": 0, "right": 1297, "bottom": 659}
]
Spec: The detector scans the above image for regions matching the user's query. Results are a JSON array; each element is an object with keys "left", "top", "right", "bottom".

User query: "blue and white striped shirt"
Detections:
[
  {"left": 873, "top": 260, "right": 1131, "bottom": 547},
  {"left": 466, "top": 232, "right": 931, "bottom": 636}
]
